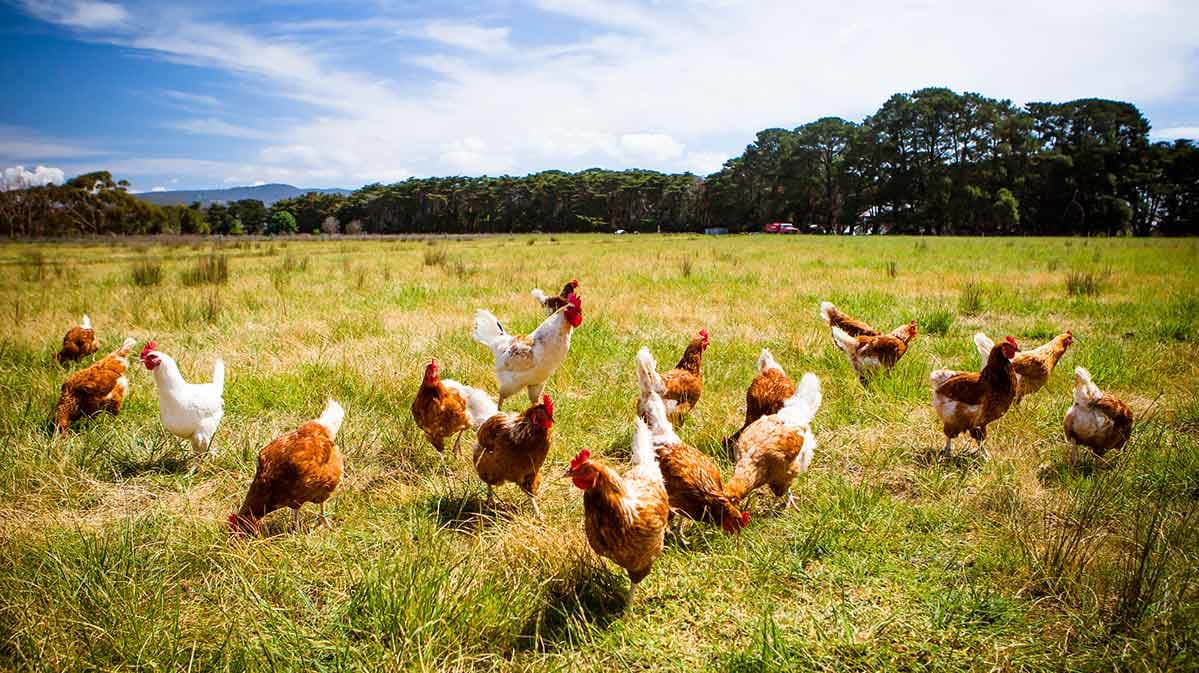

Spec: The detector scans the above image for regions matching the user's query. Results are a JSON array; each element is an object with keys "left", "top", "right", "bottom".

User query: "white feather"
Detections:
[
  {"left": 757, "top": 348, "right": 784, "bottom": 375},
  {"left": 629, "top": 417, "right": 662, "bottom": 483},
  {"left": 317, "top": 399, "right": 345, "bottom": 439},
  {"left": 819, "top": 301, "right": 835, "bottom": 325},
  {"left": 80, "top": 314, "right": 92, "bottom": 330},
  {"left": 776, "top": 373, "right": 822, "bottom": 428},
  {"left": 1073, "top": 367, "right": 1104, "bottom": 406},
  {"left": 973, "top": 332, "right": 995, "bottom": 362}
]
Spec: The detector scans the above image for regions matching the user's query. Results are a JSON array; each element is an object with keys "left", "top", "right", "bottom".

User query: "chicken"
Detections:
[
  {"left": 565, "top": 416, "right": 670, "bottom": 602},
  {"left": 531, "top": 279, "right": 580, "bottom": 315},
  {"left": 820, "top": 301, "right": 918, "bottom": 382},
  {"left": 474, "top": 294, "right": 583, "bottom": 408},
  {"left": 54, "top": 337, "right": 137, "bottom": 432},
  {"left": 643, "top": 391, "right": 747, "bottom": 534},
  {"left": 471, "top": 394, "right": 554, "bottom": 517},
  {"left": 818, "top": 301, "right": 879, "bottom": 338},
  {"left": 140, "top": 341, "right": 225, "bottom": 455},
  {"left": 723, "top": 348, "right": 796, "bottom": 453},
  {"left": 410, "top": 359, "right": 493, "bottom": 457},
  {"left": 725, "top": 373, "right": 822, "bottom": 509},
  {"left": 1065, "top": 367, "right": 1134, "bottom": 464},
  {"left": 635, "top": 330, "right": 708, "bottom": 426},
  {"left": 55, "top": 314, "right": 98, "bottom": 364},
  {"left": 974, "top": 331, "right": 1073, "bottom": 403},
  {"left": 931, "top": 336, "right": 1019, "bottom": 460},
  {"left": 228, "top": 399, "right": 345, "bottom": 535}
]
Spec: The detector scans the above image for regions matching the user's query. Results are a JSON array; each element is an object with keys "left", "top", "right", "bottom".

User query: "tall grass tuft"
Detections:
[
  {"left": 423, "top": 247, "right": 449, "bottom": 267},
  {"left": 130, "top": 260, "right": 163, "bottom": 287},
  {"left": 680, "top": 257, "right": 694, "bottom": 278},
  {"left": 1066, "top": 270, "right": 1108, "bottom": 296},
  {"left": 920, "top": 308, "right": 954, "bottom": 336},
  {"left": 181, "top": 253, "right": 229, "bottom": 286},
  {"left": 885, "top": 261, "right": 898, "bottom": 278},
  {"left": 18, "top": 251, "right": 48, "bottom": 282},
  {"left": 958, "top": 281, "right": 984, "bottom": 316}
]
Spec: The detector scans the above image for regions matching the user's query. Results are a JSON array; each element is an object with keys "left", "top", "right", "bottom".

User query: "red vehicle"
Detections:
[{"left": 764, "top": 222, "right": 798, "bottom": 234}]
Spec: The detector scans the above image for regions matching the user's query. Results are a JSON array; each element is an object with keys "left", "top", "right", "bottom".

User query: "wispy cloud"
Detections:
[
  {"left": 161, "top": 89, "right": 223, "bottom": 109},
  {"left": 168, "top": 118, "right": 278, "bottom": 141},
  {"left": 0, "top": 125, "right": 102, "bottom": 162},
  {"left": 1152, "top": 125, "right": 1199, "bottom": 140},
  {"left": 13, "top": 0, "right": 1199, "bottom": 187}
]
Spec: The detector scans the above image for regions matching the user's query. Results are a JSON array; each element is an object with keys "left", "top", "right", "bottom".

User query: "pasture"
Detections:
[{"left": 1, "top": 234, "right": 1196, "bottom": 672}]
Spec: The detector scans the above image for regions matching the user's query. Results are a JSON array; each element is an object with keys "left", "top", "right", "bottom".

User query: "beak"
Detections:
[{"left": 556, "top": 468, "right": 573, "bottom": 481}]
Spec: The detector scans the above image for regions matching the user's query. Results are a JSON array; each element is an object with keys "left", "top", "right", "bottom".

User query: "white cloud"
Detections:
[
  {"left": 619, "top": 133, "right": 685, "bottom": 163},
  {"left": 423, "top": 22, "right": 511, "bottom": 54},
  {"left": 1, "top": 165, "right": 65, "bottom": 191},
  {"left": 16, "top": 0, "right": 1199, "bottom": 187},
  {"left": 0, "top": 125, "right": 100, "bottom": 161},
  {"left": 169, "top": 118, "right": 277, "bottom": 140},
  {"left": 161, "top": 89, "right": 222, "bottom": 108},
  {"left": 150, "top": 185, "right": 166, "bottom": 191},
  {"left": 64, "top": 1, "right": 127, "bottom": 29},
  {"left": 1153, "top": 125, "right": 1199, "bottom": 140}
]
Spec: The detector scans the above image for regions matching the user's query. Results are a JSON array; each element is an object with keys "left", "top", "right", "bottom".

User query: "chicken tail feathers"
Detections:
[
  {"left": 81, "top": 313, "right": 92, "bottom": 330},
  {"left": 830, "top": 326, "right": 857, "bottom": 354},
  {"left": 530, "top": 288, "right": 548, "bottom": 307},
  {"left": 778, "top": 373, "right": 822, "bottom": 427},
  {"left": 1073, "top": 367, "right": 1104, "bottom": 405},
  {"left": 643, "top": 392, "right": 680, "bottom": 446},
  {"left": 317, "top": 399, "right": 345, "bottom": 439},
  {"left": 211, "top": 359, "right": 225, "bottom": 393},
  {"left": 819, "top": 301, "right": 836, "bottom": 325},
  {"left": 973, "top": 332, "right": 995, "bottom": 362},
  {"left": 463, "top": 386, "right": 498, "bottom": 429},
  {"left": 630, "top": 417, "right": 663, "bottom": 482},
  {"left": 635, "top": 346, "right": 663, "bottom": 398},
  {"left": 472, "top": 310, "right": 506, "bottom": 348},
  {"left": 757, "top": 348, "right": 783, "bottom": 375}
]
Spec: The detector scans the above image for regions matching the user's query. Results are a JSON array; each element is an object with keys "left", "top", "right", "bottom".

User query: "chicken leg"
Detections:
[
  {"left": 528, "top": 494, "right": 543, "bottom": 519},
  {"left": 291, "top": 507, "right": 302, "bottom": 532},
  {"left": 526, "top": 382, "right": 546, "bottom": 406},
  {"left": 318, "top": 502, "right": 331, "bottom": 529},
  {"left": 452, "top": 431, "right": 464, "bottom": 455}
]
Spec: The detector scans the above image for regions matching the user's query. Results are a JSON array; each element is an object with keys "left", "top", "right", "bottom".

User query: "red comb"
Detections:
[
  {"left": 541, "top": 394, "right": 554, "bottom": 417},
  {"left": 740, "top": 510, "right": 751, "bottom": 526},
  {"left": 699, "top": 329, "right": 709, "bottom": 339},
  {"left": 570, "top": 449, "right": 591, "bottom": 471},
  {"left": 140, "top": 340, "right": 156, "bottom": 358},
  {"left": 1005, "top": 335, "right": 1018, "bottom": 347},
  {"left": 567, "top": 294, "right": 582, "bottom": 309}
]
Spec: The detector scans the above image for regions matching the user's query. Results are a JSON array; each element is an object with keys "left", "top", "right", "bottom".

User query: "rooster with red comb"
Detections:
[{"left": 565, "top": 413, "right": 670, "bottom": 603}]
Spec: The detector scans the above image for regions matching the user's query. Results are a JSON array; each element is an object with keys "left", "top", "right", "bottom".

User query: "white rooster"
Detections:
[
  {"left": 140, "top": 341, "right": 226, "bottom": 455},
  {"left": 473, "top": 293, "right": 583, "bottom": 407}
]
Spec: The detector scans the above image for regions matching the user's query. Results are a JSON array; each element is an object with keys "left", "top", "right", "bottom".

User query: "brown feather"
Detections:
[{"left": 236, "top": 420, "right": 343, "bottom": 526}]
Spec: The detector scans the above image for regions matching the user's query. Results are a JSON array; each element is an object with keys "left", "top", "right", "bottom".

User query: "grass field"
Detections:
[{"left": 1, "top": 234, "right": 1197, "bottom": 672}]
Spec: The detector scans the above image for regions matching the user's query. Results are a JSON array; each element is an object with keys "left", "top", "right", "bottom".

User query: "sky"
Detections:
[{"left": 1, "top": 0, "right": 1197, "bottom": 192}]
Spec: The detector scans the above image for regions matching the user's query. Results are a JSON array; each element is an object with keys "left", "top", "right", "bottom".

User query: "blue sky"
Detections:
[{"left": 2, "top": 0, "right": 1197, "bottom": 192}]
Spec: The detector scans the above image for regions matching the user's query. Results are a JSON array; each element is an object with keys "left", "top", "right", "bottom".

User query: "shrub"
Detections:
[
  {"left": 423, "top": 247, "right": 449, "bottom": 267},
  {"left": 267, "top": 211, "right": 298, "bottom": 236}
]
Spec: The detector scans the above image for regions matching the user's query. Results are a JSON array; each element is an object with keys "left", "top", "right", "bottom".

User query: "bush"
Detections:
[
  {"left": 267, "top": 211, "right": 298, "bottom": 236},
  {"left": 423, "top": 247, "right": 449, "bottom": 267}
]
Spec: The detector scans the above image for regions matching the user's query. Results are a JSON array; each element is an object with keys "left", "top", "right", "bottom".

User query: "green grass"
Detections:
[{"left": 0, "top": 234, "right": 1197, "bottom": 672}]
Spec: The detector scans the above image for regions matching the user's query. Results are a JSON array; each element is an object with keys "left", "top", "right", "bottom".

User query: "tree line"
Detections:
[{"left": 2, "top": 88, "right": 1195, "bottom": 237}]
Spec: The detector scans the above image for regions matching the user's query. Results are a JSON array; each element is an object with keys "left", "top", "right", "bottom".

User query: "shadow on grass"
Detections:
[
  {"left": 516, "top": 558, "right": 628, "bottom": 652},
  {"left": 106, "top": 438, "right": 193, "bottom": 478},
  {"left": 424, "top": 491, "right": 526, "bottom": 534}
]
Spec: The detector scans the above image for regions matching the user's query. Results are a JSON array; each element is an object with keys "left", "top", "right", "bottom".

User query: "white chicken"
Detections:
[
  {"left": 473, "top": 293, "right": 583, "bottom": 407},
  {"left": 140, "top": 341, "right": 226, "bottom": 455}
]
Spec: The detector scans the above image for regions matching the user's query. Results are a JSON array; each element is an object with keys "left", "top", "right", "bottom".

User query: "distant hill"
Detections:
[{"left": 136, "top": 183, "right": 353, "bottom": 207}]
